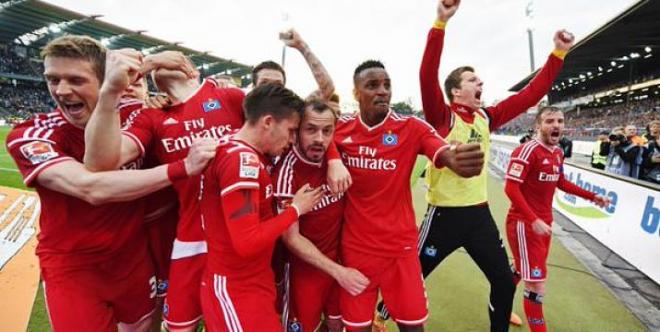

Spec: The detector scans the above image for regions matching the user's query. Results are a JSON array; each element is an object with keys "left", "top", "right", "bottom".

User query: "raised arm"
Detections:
[
  {"left": 281, "top": 28, "right": 335, "bottom": 100},
  {"left": 85, "top": 49, "right": 196, "bottom": 170},
  {"left": 420, "top": 0, "right": 460, "bottom": 135},
  {"left": 84, "top": 49, "right": 142, "bottom": 171},
  {"left": 487, "top": 30, "right": 574, "bottom": 131}
]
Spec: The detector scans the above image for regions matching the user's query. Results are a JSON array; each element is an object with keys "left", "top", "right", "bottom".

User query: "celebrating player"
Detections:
[
  {"left": 376, "top": 1, "right": 575, "bottom": 330},
  {"left": 5, "top": 35, "right": 215, "bottom": 332},
  {"left": 274, "top": 100, "right": 370, "bottom": 332},
  {"left": 504, "top": 107, "right": 609, "bottom": 331},
  {"left": 199, "top": 84, "right": 323, "bottom": 331},
  {"left": 84, "top": 50, "right": 245, "bottom": 331},
  {"left": 335, "top": 60, "right": 484, "bottom": 332}
]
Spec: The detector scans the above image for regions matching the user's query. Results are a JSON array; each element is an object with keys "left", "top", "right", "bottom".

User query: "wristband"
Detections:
[
  {"left": 552, "top": 49, "right": 568, "bottom": 60},
  {"left": 434, "top": 20, "right": 447, "bottom": 30},
  {"left": 167, "top": 160, "right": 188, "bottom": 182}
]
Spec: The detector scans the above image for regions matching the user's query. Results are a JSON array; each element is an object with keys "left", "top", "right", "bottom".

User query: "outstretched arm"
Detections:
[
  {"left": 487, "top": 30, "right": 574, "bottom": 131},
  {"left": 282, "top": 28, "right": 335, "bottom": 100},
  {"left": 419, "top": 0, "right": 460, "bottom": 136},
  {"left": 37, "top": 138, "right": 216, "bottom": 205}
]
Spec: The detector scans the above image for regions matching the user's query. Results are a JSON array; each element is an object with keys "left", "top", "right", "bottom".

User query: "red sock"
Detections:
[{"left": 523, "top": 289, "right": 546, "bottom": 332}]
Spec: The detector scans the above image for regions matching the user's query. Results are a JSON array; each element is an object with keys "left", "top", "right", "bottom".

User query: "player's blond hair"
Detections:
[{"left": 41, "top": 35, "right": 107, "bottom": 82}]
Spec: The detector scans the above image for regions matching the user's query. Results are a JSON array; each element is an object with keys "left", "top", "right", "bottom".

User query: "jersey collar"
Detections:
[
  {"left": 357, "top": 109, "right": 392, "bottom": 132},
  {"left": 533, "top": 138, "right": 558, "bottom": 152},
  {"left": 293, "top": 144, "right": 323, "bottom": 168}
]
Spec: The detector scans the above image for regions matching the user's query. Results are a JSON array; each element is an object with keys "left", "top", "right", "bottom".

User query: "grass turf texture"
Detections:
[
  {"left": 6, "top": 151, "right": 642, "bottom": 331},
  {"left": 0, "top": 126, "right": 26, "bottom": 190}
]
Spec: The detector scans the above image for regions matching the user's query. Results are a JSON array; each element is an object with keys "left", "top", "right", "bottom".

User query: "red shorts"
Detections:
[
  {"left": 200, "top": 272, "right": 280, "bottom": 332},
  {"left": 145, "top": 210, "right": 178, "bottom": 297},
  {"left": 42, "top": 251, "right": 156, "bottom": 331},
  {"left": 286, "top": 260, "right": 341, "bottom": 331},
  {"left": 340, "top": 250, "right": 428, "bottom": 330},
  {"left": 506, "top": 216, "right": 552, "bottom": 282},
  {"left": 163, "top": 254, "right": 205, "bottom": 329}
]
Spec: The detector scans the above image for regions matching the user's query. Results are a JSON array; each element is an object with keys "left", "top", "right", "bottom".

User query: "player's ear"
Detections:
[
  {"left": 262, "top": 114, "right": 274, "bottom": 129},
  {"left": 352, "top": 88, "right": 359, "bottom": 101},
  {"left": 451, "top": 87, "right": 461, "bottom": 99}
]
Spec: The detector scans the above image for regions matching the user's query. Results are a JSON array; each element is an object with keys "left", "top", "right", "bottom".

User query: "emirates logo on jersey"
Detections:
[{"left": 539, "top": 172, "right": 559, "bottom": 182}]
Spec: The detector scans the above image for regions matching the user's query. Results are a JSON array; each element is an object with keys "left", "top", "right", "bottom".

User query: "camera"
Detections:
[{"left": 608, "top": 134, "right": 626, "bottom": 144}]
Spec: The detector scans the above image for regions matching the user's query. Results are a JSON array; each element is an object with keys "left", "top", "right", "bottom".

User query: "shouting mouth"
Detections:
[{"left": 61, "top": 101, "right": 85, "bottom": 117}]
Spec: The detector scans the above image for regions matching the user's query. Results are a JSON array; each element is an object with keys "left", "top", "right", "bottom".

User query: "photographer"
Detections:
[
  {"left": 600, "top": 126, "right": 644, "bottom": 178},
  {"left": 641, "top": 120, "right": 660, "bottom": 184},
  {"left": 560, "top": 135, "right": 573, "bottom": 158}
]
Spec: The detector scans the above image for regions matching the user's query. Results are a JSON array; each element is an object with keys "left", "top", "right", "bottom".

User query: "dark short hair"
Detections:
[
  {"left": 243, "top": 84, "right": 303, "bottom": 124},
  {"left": 304, "top": 98, "right": 338, "bottom": 120},
  {"left": 252, "top": 60, "right": 286, "bottom": 85},
  {"left": 444, "top": 66, "right": 474, "bottom": 102},
  {"left": 534, "top": 106, "right": 563, "bottom": 124},
  {"left": 353, "top": 60, "right": 385, "bottom": 84}
]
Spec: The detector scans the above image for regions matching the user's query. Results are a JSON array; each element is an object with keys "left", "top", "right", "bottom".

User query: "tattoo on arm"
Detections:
[
  {"left": 302, "top": 47, "right": 334, "bottom": 98},
  {"left": 230, "top": 190, "right": 257, "bottom": 219}
]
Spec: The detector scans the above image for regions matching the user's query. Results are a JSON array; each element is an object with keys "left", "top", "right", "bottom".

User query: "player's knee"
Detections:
[
  {"left": 523, "top": 287, "right": 545, "bottom": 304},
  {"left": 524, "top": 281, "right": 546, "bottom": 295}
]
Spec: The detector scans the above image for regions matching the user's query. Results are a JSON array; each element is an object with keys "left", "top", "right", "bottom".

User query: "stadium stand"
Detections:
[
  {"left": 0, "top": 0, "right": 253, "bottom": 122},
  {"left": 504, "top": 0, "right": 660, "bottom": 140}
]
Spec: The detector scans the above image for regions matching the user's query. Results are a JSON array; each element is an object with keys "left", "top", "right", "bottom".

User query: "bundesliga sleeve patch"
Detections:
[
  {"left": 239, "top": 152, "right": 260, "bottom": 179},
  {"left": 20, "top": 141, "right": 59, "bottom": 165},
  {"left": 508, "top": 162, "right": 524, "bottom": 178}
]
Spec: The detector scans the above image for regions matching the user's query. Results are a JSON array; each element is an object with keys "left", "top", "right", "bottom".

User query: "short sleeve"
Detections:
[
  {"left": 121, "top": 108, "right": 156, "bottom": 157},
  {"left": 413, "top": 117, "right": 449, "bottom": 161},
  {"left": 217, "top": 150, "right": 261, "bottom": 197},
  {"left": 6, "top": 128, "right": 73, "bottom": 186}
]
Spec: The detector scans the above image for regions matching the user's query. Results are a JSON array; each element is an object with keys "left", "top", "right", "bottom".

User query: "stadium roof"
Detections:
[
  {"left": 509, "top": 0, "right": 660, "bottom": 104},
  {"left": 0, "top": 0, "right": 253, "bottom": 86}
]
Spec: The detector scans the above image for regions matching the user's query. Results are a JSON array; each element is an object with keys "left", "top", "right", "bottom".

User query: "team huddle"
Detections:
[{"left": 6, "top": 1, "right": 611, "bottom": 332}]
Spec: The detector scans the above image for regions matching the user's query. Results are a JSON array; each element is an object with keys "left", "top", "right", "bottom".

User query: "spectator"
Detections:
[
  {"left": 590, "top": 130, "right": 608, "bottom": 170},
  {"left": 601, "top": 126, "right": 644, "bottom": 178},
  {"left": 625, "top": 124, "right": 647, "bottom": 146},
  {"left": 641, "top": 120, "right": 660, "bottom": 184},
  {"left": 559, "top": 135, "right": 573, "bottom": 158}
]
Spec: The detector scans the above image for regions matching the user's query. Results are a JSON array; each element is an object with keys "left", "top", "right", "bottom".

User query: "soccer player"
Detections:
[
  {"left": 199, "top": 84, "right": 324, "bottom": 331},
  {"left": 335, "top": 60, "right": 485, "bottom": 332},
  {"left": 84, "top": 52, "right": 245, "bottom": 332},
  {"left": 117, "top": 74, "right": 181, "bottom": 330},
  {"left": 5, "top": 35, "right": 215, "bottom": 332},
  {"left": 85, "top": 51, "right": 348, "bottom": 331},
  {"left": 274, "top": 100, "right": 370, "bottom": 332},
  {"left": 376, "top": 2, "right": 575, "bottom": 330},
  {"left": 504, "top": 107, "right": 610, "bottom": 331}
]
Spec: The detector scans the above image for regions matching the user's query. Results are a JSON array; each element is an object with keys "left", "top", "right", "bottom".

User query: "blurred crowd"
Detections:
[{"left": 1, "top": 43, "right": 52, "bottom": 122}]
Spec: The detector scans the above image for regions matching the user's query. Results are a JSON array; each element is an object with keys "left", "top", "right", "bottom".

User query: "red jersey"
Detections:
[
  {"left": 118, "top": 100, "right": 179, "bottom": 224},
  {"left": 5, "top": 110, "right": 146, "bottom": 268},
  {"left": 201, "top": 137, "right": 298, "bottom": 278},
  {"left": 273, "top": 146, "right": 345, "bottom": 262},
  {"left": 334, "top": 111, "right": 448, "bottom": 257},
  {"left": 505, "top": 139, "right": 595, "bottom": 224},
  {"left": 122, "top": 79, "right": 245, "bottom": 249}
]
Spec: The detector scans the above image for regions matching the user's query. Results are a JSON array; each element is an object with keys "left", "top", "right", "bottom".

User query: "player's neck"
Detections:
[
  {"left": 164, "top": 79, "right": 199, "bottom": 103},
  {"left": 234, "top": 127, "right": 264, "bottom": 154},
  {"left": 359, "top": 109, "right": 388, "bottom": 127}
]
